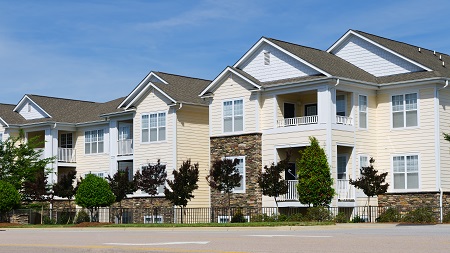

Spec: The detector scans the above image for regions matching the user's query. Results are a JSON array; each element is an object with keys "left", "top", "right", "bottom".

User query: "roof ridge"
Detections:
[
  {"left": 154, "top": 71, "right": 211, "bottom": 82},
  {"left": 353, "top": 30, "right": 450, "bottom": 57},
  {"left": 265, "top": 37, "right": 326, "bottom": 53},
  {"left": 26, "top": 94, "right": 99, "bottom": 104}
]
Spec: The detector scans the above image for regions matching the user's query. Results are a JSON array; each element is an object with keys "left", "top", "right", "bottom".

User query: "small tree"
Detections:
[
  {"left": 21, "top": 168, "right": 50, "bottom": 202},
  {"left": 206, "top": 158, "right": 242, "bottom": 209},
  {"left": 107, "top": 168, "right": 136, "bottom": 223},
  {"left": 0, "top": 130, "right": 54, "bottom": 191},
  {"left": 0, "top": 180, "right": 20, "bottom": 222},
  {"left": 349, "top": 157, "right": 389, "bottom": 207},
  {"left": 258, "top": 153, "right": 290, "bottom": 211},
  {"left": 134, "top": 160, "right": 167, "bottom": 202},
  {"left": 296, "top": 136, "right": 335, "bottom": 207},
  {"left": 164, "top": 159, "right": 199, "bottom": 223},
  {"left": 53, "top": 170, "right": 77, "bottom": 207},
  {"left": 75, "top": 174, "right": 115, "bottom": 222}
]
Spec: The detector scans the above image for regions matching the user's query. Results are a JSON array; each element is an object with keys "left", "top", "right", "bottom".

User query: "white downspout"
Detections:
[{"left": 437, "top": 80, "right": 448, "bottom": 223}]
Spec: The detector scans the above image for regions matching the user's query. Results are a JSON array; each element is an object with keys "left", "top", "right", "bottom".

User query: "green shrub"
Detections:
[
  {"left": 377, "top": 208, "right": 401, "bottom": 222},
  {"left": 351, "top": 215, "right": 366, "bottom": 223},
  {"left": 57, "top": 210, "right": 75, "bottom": 224},
  {"left": 277, "top": 214, "right": 288, "bottom": 222},
  {"left": 443, "top": 212, "right": 450, "bottom": 223},
  {"left": 74, "top": 210, "right": 90, "bottom": 224},
  {"left": 334, "top": 212, "right": 348, "bottom": 223},
  {"left": 286, "top": 213, "right": 303, "bottom": 222},
  {"left": 305, "top": 206, "right": 331, "bottom": 222},
  {"left": 402, "top": 207, "right": 435, "bottom": 224},
  {"left": 231, "top": 210, "right": 247, "bottom": 223},
  {"left": 43, "top": 216, "right": 56, "bottom": 225}
]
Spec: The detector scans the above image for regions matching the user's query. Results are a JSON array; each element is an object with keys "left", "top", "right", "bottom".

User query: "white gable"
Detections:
[
  {"left": 332, "top": 35, "right": 424, "bottom": 77},
  {"left": 17, "top": 99, "right": 49, "bottom": 120},
  {"left": 240, "top": 44, "right": 320, "bottom": 82}
]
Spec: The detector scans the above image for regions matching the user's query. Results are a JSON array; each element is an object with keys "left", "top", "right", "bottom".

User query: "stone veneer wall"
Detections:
[
  {"left": 378, "top": 192, "right": 450, "bottom": 211},
  {"left": 210, "top": 133, "right": 262, "bottom": 208}
]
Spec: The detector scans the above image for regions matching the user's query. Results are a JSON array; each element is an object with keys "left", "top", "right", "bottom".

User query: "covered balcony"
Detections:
[
  {"left": 275, "top": 89, "right": 353, "bottom": 128},
  {"left": 117, "top": 120, "right": 133, "bottom": 156},
  {"left": 58, "top": 132, "right": 76, "bottom": 163}
]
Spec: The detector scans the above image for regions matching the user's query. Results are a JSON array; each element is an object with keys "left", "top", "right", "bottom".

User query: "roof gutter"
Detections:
[{"left": 99, "top": 109, "right": 136, "bottom": 118}]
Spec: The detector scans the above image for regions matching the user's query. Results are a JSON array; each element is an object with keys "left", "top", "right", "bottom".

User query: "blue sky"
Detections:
[{"left": 1, "top": 0, "right": 450, "bottom": 104}]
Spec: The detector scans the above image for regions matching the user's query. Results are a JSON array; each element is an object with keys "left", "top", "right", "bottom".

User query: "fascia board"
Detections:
[
  {"left": 0, "top": 117, "right": 9, "bottom": 127},
  {"left": 233, "top": 38, "right": 331, "bottom": 77},
  {"left": 199, "top": 67, "right": 260, "bottom": 97},
  {"left": 118, "top": 72, "right": 168, "bottom": 109},
  {"left": 124, "top": 82, "right": 176, "bottom": 110},
  {"left": 13, "top": 95, "right": 52, "bottom": 118}
]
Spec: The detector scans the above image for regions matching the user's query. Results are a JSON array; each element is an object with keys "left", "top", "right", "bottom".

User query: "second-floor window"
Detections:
[
  {"left": 60, "top": 133, "right": 73, "bottom": 148},
  {"left": 142, "top": 112, "right": 166, "bottom": 143},
  {"left": 359, "top": 95, "right": 367, "bottom": 129},
  {"left": 392, "top": 93, "right": 417, "bottom": 128},
  {"left": 85, "top": 129, "right": 104, "bottom": 154},
  {"left": 223, "top": 99, "right": 243, "bottom": 133}
]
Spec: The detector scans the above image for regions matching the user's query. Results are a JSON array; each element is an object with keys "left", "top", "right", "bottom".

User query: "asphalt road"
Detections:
[{"left": 1, "top": 224, "right": 449, "bottom": 253}]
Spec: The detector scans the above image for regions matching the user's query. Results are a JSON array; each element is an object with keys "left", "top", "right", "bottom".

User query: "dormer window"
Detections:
[{"left": 264, "top": 51, "right": 270, "bottom": 65}]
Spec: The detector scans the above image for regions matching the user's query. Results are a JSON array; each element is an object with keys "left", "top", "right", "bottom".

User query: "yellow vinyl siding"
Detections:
[
  {"left": 176, "top": 105, "right": 210, "bottom": 208},
  {"left": 439, "top": 88, "right": 450, "bottom": 191},
  {"left": 134, "top": 89, "right": 174, "bottom": 174},
  {"left": 376, "top": 88, "right": 436, "bottom": 192},
  {"left": 75, "top": 125, "right": 110, "bottom": 177},
  {"left": 210, "top": 75, "right": 257, "bottom": 136}
]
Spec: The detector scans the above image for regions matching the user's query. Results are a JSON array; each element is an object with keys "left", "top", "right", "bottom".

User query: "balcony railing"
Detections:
[
  {"left": 278, "top": 180, "right": 299, "bottom": 201},
  {"left": 118, "top": 139, "right": 133, "bottom": 155},
  {"left": 58, "top": 148, "right": 76, "bottom": 163},
  {"left": 336, "top": 115, "right": 353, "bottom": 125},
  {"left": 277, "top": 116, "right": 318, "bottom": 128},
  {"left": 337, "top": 179, "right": 354, "bottom": 201}
]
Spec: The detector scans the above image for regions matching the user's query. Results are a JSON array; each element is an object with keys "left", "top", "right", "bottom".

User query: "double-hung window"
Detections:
[
  {"left": 225, "top": 156, "right": 245, "bottom": 193},
  {"left": 392, "top": 93, "right": 418, "bottom": 128},
  {"left": 359, "top": 95, "right": 368, "bottom": 129},
  {"left": 223, "top": 99, "right": 243, "bottom": 133},
  {"left": 85, "top": 129, "right": 104, "bottom": 154},
  {"left": 393, "top": 155, "right": 419, "bottom": 190},
  {"left": 142, "top": 112, "right": 166, "bottom": 142}
]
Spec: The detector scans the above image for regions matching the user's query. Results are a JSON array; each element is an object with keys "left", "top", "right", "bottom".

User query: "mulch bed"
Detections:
[{"left": 0, "top": 223, "right": 23, "bottom": 227}]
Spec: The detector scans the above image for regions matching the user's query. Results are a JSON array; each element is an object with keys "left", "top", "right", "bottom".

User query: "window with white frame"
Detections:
[
  {"left": 60, "top": 133, "right": 73, "bottom": 148},
  {"left": 0, "top": 132, "right": 3, "bottom": 143},
  {"left": 336, "top": 95, "right": 346, "bottom": 116},
  {"left": 223, "top": 99, "right": 243, "bottom": 133},
  {"left": 144, "top": 215, "right": 163, "bottom": 224},
  {"left": 359, "top": 155, "right": 369, "bottom": 170},
  {"left": 393, "top": 155, "right": 419, "bottom": 190},
  {"left": 337, "top": 155, "right": 347, "bottom": 180},
  {"left": 84, "top": 171, "right": 108, "bottom": 179},
  {"left": 359, "top": 95, "right": 368, "bottom": 128},
  {"left": 392, "top": 93, "right": 418, "bottom": 128},
  {"left": 225, "top": 156, "right": 245, "bottom": 193},
  {"left": 141, "top": 112, "right": 166, "bottom": 142},
  {"left": 85, "top": 129, "right": 104, "bottom": 154}
]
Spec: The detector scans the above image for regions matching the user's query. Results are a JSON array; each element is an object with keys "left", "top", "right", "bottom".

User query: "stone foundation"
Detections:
[
  {"left": 210, "top": 133, "right": 262, "bottom": 208},
  {"left": 378, "top": 192, "right": 450, "bottom": 211}
]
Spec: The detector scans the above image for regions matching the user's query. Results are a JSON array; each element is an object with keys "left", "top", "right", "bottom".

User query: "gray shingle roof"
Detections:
[
  {"left": 151, "top": 72, "right": 211, "bottom": 105},
  {"left": 0, "top": 95, "right": 125, "bottom": 125}
]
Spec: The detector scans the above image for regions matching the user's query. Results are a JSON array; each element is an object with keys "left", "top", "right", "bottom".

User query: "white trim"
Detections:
[
  {"left": 13, "top": 95, "right": 52, "bottom": 118},
  {"left": 358, "top": 94, "right": 368, "bottom": 130},
  {"left": 223, "top": 156, "right": 246, "bottom": 193},
  {"left": 234, "top": 38, "right": 331, "bottom": 77},
  {"left": 221, "top": 97, "right": 245, "bottom": 134},
  {"left": 0, "top": 117, "right": 9, "bottom": 127},
  {"left": 140, "top": 110, "right": 168, "bottom": 143},
  {"left": 199, "top": 67, "right": 260, "bottom": 97},
  {"left": 118, "top": 72, "right": 168, "bottom": 109},
  {"left": 172, "top": 106, "right": 177, "bottom": 174},
  {"left": 125, "top": 82, "right": 176, "bottom": 110},
  {"left": 390, "top": 153, "right": 421, "bottom": 192},
  {"left": 327, "top": 30, "right": 432, "bottom": 72},
  {"left": 390, "top": 91, "right": 420, "bottom": 130}
]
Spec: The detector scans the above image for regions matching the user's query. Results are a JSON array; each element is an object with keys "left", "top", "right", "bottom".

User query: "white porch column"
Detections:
[
  {"left": 109, "top": 120, "right": 118, "bottom": 175},
  {"left": 44, "top": 127, "right": 58, "bottom": 184}
]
